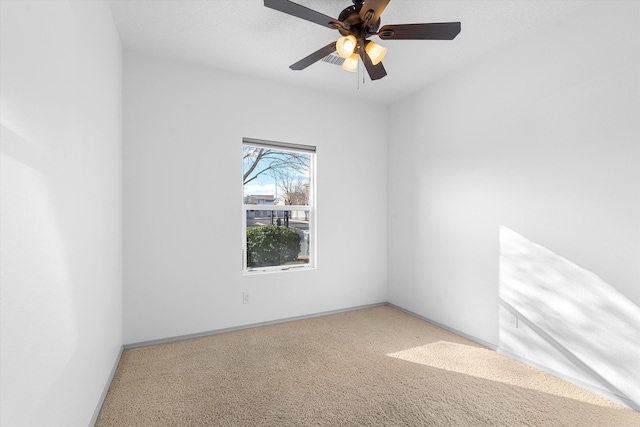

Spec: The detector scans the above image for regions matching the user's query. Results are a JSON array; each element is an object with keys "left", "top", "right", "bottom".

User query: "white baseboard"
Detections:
[
  {"left": 496, "top": 346, "right": 640, "bottom": 412},
  {"left": 387, "top": 303, "right": 498, "bottom": 350},
  {"left": 388, "top": 303, "right": 639, "bottom": 412},
  {"left": 89, "top": 345, "right": 124, "bottom": 427},
  {"left": 123, "top": 302, "right": 388, "bottom": 350}
]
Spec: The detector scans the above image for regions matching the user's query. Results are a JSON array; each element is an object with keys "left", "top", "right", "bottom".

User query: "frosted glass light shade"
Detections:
[
  {"left": 365, "top": 41, "right": 387, "bottom": 65},
  {"left": 341, "top": 53, "right": 358, "bottom": 72},
  {"left": 336, "top": 35, "right": 357, "bottom": 58}
]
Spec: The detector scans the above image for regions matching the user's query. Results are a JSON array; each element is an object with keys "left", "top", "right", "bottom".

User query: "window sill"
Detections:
[{"left": 243, "top": 265, "right": 315, "bottom": 275}]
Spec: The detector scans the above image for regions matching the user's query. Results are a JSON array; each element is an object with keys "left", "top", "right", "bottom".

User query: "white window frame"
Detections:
[{"left": 242, "top": 138, "right": 316, "bottom": 274}]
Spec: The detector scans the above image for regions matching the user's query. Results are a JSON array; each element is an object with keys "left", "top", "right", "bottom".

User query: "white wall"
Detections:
[
  {"left": 387, "top": 1, "right": 639, "bottom": 407},
  {"left": 0, "top": 1, "right": 122, "bottom": 426},
  {"left": 123, "top": 53, "right": 388, "bottom": 344},
  {"left": 3, "top": 0, "right": 635, "bottom": 421}
]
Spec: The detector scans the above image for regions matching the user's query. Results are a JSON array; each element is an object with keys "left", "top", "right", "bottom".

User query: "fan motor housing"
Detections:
[{"left": 338, "top": 4, "right": 380, "bottom": 37}]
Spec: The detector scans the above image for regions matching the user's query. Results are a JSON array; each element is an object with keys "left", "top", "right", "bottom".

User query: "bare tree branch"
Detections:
[
  {"left": 243, "top": 146, "right": 309, "bottom": 189},
  {"left": 243, "top": 148, "right": 270, "bottom": 183},
  {"left": 272, "top": 168, "right": 309, "bottom": 205}
]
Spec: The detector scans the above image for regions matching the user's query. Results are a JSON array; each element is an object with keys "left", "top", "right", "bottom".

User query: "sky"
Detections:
[{"left": 244, "top": 179, "right": 279, "bottom": 198}]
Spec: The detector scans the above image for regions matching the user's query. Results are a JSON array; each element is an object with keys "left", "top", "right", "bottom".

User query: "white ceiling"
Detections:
[{"left": 108, "top": 0, "right": 589, "bottom": 105}]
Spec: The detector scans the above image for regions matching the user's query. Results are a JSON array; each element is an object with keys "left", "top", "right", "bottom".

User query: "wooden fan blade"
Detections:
[
  {"left": 290, "top": 42, "right": 337, "bottom": 70},
  {"left": 359, "top": 0, "right": 390, "bottom": 25},
  {"left": 378, "top": 22, "right": 461, "bottom": 40},
  {"left": 358, "top": 47, "right": 387, "bottom": 80},
  {"left": 264, "top": 0, "right": 338, "bottom": 29}
]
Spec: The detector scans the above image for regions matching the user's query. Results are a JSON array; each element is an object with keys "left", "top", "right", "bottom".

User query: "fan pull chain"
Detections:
[
  {"left": 361, "top": 55, "right": 365, "bottom": 86},
  {"left": 356, "top": 55, "right": 365, "bottom": 89},
  {"left": 357, "top": 56, "right": 360, "bottom": 90}
]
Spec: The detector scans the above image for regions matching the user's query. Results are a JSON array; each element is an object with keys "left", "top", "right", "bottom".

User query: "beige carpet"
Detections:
[{"left": 97, "top": 306, "right": 639, "bottom": 426}]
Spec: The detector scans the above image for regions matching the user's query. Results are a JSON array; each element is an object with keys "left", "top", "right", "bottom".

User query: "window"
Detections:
[{"left": 242, "top": 138, "right": 316, "bottom": 273}]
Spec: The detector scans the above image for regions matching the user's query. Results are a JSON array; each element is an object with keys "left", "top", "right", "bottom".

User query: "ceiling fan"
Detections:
[{"left": 264, "top": 0, "right": 461, "bottom": 81}]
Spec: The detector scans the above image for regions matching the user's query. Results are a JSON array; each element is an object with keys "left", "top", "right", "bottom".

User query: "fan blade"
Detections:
[
  {"left": 378, "top": 22, "right": 461, "bottom": 40},
  {"left": 358, "top": 47, "right": 387, "bottom": 80},
  {"left": 264, "top": 0, "right": 338, "bottom": 29},
  {"left": 290, "top": 42, "right": 337, "bottom": 70},
  {"left": 359, "top": 0, "right": 390, "bottom": 25}
]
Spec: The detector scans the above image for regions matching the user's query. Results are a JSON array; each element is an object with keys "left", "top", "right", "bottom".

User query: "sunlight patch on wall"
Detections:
[{"left": 498, "top": 226, "right": 640, "bottom": 408}]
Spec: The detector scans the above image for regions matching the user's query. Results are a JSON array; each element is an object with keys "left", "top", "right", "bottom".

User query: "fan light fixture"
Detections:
[
  {"left": 341, "top": 53, "right": 359, "bottom": 72},
  {"left": 365, "top": 41, "right": 387, "bottom": 65},
  {"left": 336, "top": 35, "right": 357, "bottom": 58},
  {"left": 336, "top": 37, "right": 388, "bottom": 73},
  {"left": 265, "top": 0, "right": 462, "bottom": 81}
]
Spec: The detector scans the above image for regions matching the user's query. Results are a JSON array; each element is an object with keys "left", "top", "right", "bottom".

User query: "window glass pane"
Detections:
[
  {"left": 245, "top": 210, "right": 311, "bottom": 269},
  {"left": 243, "top": 146, "right": 310, "bottom": 205},
  {"left": 243, "top": 144, "right": 313, "bottom": 271}
]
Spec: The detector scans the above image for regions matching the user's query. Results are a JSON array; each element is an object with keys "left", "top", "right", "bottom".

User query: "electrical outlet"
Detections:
[
  {"left": 243, "top": 292, "right": 250, "bottom": 304},
  {"left": 508, "top": 313, "right": 518, "bottom": 328}
]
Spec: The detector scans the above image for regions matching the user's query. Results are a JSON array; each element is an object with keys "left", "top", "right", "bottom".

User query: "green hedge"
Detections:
[{"left": 246, "top": 225, "right": 301, "bottom": 268}]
